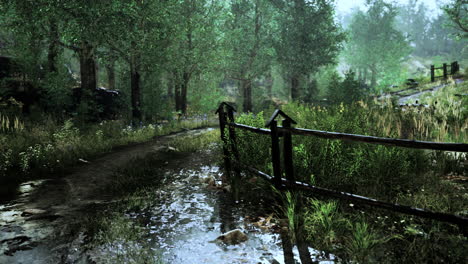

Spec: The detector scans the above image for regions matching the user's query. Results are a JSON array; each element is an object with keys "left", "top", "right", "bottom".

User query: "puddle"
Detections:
[{"left": 93, "top": 165, "right": 335, "bottom": 264}]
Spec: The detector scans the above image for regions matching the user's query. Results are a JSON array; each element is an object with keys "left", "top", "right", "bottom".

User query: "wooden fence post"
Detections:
[
  {"left": 282, "top": 119, "right": 295, "bottom": 182},
  {"left": 227, "top": 106, "right": 242, "bottom": 198},
  {"left": 227, "top": 107, "right": 239, "bottom": 164},
  {"left": 266, "top": 109, "right": 297, "bottom": 188},
  {"left": 270, "top": 120, "right": 282, "bottom": 188},
  {"left": 216, "top": 103, "right": 231, "bottom": 183},
  {"left": 430, "top": 65, "right": 435, "bottom": 82},
  {"left": 443, "top": 63, "right": 448, "bottom": 80},
  {"left": 451, "top": 61, "right": 459, "bottom": 75}
]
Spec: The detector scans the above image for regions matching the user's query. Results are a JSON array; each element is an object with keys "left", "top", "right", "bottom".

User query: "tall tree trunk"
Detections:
[
  {"left": 174, "top": 71, "right": 181, "bottom": 112},
  {"left": 167, "top": 72, "right": 174, "bottom": 99},
  {"left": 242, "top": 79, "right": 252, "bottom": 112},
  {"left": 130, "top": 58, "right": 142, "bottom": 123},
  {"left": 370, "top": 66, "right": 377, "bottom": 88},
  {"left": 265, "top": 72, "right": 273, "bottom": 99},
  {"left": 79, "top": 41, "right": 97, "bottom": 96},
  {"left": 181, "top": 71, "right": 190, "bottom": 114},
  {"left": 291, "top": 75, "right": 300, "bottom": 101},
  {"left": 363, "top": 68, "right": 368, "bottom": 84},
  {"left": 47, "top": 20, "right": 59, "bottom": 73},
  {"left": 106, "top": 62, "right": 115, "bottom": 90}
]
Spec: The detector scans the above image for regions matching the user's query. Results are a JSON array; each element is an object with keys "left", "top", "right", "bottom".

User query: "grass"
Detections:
[
  {"left": 74, "top": 129, "right": 221, "bottom": 264},
  {"left": 0, "top": 116, "right": 216, "bottom": 181},
  {"left": 232, "top": 100, "right": 467, "bottom": 263},
  {"left": 78, "top": 153, "right": 169, "bottom": 264},
  {"left": 168, "top": 129, "right": 220, "bottom": 153}
]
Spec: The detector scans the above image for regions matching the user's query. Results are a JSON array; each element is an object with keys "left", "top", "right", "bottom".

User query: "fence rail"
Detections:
[
  {"left": 216, "top": 102, "right": 468, "bottom": 231},
  {"left": 431, "top": 61, "right": 460, "bottom": 82}
]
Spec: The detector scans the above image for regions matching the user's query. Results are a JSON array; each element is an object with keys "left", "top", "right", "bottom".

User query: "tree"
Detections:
[
  {"left": 425, "top": 13, "right": 467, "bottom": 57},
  {"left": 345, "top": 0, "right": 411, "bottom": 89},
  {"left": 327, "top": 71, "right": 363, "bottom": 104},
  {"left": 99, "top": 0, "right": 174, "bottom": 122},
  {"left": 167, "top": 0, "right": 224, "bottom": 114},
  {"left": 443, "top": 0, "right": 468, "bottom": 38},
  {"left": 272, "top": 0, "right": 344, "bottom": 101},
  {"left": 396, "top": 0, "right": 430, "bottom": 56},
  {"left": 225, "top": 0, "right": 274, "bottom": 112}
]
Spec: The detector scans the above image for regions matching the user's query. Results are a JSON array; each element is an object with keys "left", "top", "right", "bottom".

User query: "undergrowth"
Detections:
[
  {"left": 232, "top": 100, "right": 467, "bottom": 263},
  {"left": 0, "top": 117, "right": 214, "bottom": 181}
]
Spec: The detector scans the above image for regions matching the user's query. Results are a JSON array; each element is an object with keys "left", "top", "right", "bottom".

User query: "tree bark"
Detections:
[
  {"left": 174, "top": 70, "right": 181, "bottom": 112},
  {"left": 130, "top": 57, "right": 142, "bottom": 122},
  {"left": 79, "top": 41, "right": 97, "bottom": 95},
  {"left": 181, "top": 71, "right": 190, "bottom": 114},
  {"left": 291, "top": 75, "right": 300, "bottom": 101},
  {"left": 106, "top": 62, "right": 115, "bottom": 90},
  {"left": 241, "top": 79, "right": 252, "bottom": 112},
  {"left": 47, "top": 20, "right": 59, "bottom": 73},
  {"left": 167, "top": 72, "right": 174, "bottom": 99},
  {"left": 370, "top": 67, "right": 377, "bottom": 88},
  {"left": 265, "top": 72, "right": 273, "bottom": 99},
  {"left": 363, "top": 67, "right": 368, "bottom": 84}
]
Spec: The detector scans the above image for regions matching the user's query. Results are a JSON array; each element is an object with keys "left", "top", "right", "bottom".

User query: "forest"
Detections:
[{"left": 0, "top": 0, "right": 467, "bottom": 263}]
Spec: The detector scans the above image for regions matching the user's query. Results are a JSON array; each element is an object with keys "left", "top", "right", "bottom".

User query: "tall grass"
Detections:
[
  {"left": 0, "top": 117, "right": 215, "bottom": 180},
  {"left": 233, "top": 100, "right": 467, "bottom": 262}
]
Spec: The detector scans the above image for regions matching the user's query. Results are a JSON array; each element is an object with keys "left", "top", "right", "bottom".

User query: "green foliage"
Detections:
[
  {"left": 0, "top": 118, "right": 214, "bottom": 179},
  {"left": 327, "top": 71, "right": 364, "bottom": 103},
  {"left": 169, "top": 129, "right": 220, "bottom": 153},
  {"left": 344, "top": 221, "right": 400, "bottom": 263},
  {"left": 305, "top": 199, "right": 347, "bottom": 252},
  {"left": 443, "top": 0, "right": 468, "bottom": 38},
  {"left": 234, "top": 100, "right": 466, "bottom": 262},
  {"left": 234, "top": 112, "right": 271, "bottom": 173},
  {"left": 344, "top": 0, "right": 411, "bottom": 90}
]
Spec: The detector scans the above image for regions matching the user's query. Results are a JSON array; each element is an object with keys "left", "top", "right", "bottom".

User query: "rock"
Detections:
[
  {"left": 223, "top": 185, "right": 231, "bottom": 193},
  {"left": 78, "top": 158, "right": 90, "bottom": 164},
  {"left": 21, "top": 209, "right": 47, "bottom": 216},
  {"left": 167, "top": 146, "right": 178, "bottom": 152},
  {"left": 215, "top": 229, "right": 248, "bottom": 245},
  {"left": 202, "top": 176, "right": 216, "bottom": 186}
]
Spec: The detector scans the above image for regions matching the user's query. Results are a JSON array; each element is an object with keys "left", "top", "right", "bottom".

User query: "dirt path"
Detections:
[{"left": 0, "top": 128, "right": 214, "bottom": 263}]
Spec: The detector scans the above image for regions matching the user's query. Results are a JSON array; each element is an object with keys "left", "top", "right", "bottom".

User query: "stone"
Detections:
[
  {"left": 215, "top": 229, "right": 248, "bottom": 245},
  {"left": 21, "top": 209, "right": 47, "bottom": 216}
]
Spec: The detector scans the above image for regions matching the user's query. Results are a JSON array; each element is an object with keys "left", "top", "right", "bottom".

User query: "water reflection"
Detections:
[{"left": 126, "top": 165, "right": 335, "bottom": 263}]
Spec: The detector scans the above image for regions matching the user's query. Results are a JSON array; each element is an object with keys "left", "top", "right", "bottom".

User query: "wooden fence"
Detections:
[
  {"left": 216, "top": 102, "right": 468, "bottom": 232},
  {"left": 430, "top": 61, "right": 460, "bottom": 82}
]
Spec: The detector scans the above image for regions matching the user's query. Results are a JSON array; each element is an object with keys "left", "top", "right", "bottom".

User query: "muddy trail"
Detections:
[
  {"left": 1, "top": 128, "right": 330, "bottom": 264},
  {"left": 376, "top": 79, "right": 464, "bottom": 105},
  {"left": 0, "top": 128, "right": 214, "bottom": 263}
]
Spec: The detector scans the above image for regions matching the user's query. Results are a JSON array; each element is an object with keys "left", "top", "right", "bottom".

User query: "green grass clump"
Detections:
[
  {"left": 168, "top": 129, "right": 220, "bottom": 153},
  {"left": 232, "top": 101, "right": 466, "bottom": 262},
  {"left": 0, "top": 117, "right": 215, "bottom": 180}
]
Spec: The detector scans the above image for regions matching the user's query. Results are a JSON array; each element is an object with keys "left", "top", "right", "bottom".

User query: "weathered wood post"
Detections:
[
  {"left": 266, "top": 110, "right": 297, "bottom": 188},
  {"left": 227, "top": 106, "right": 240, "bottom": 167},
  {"left": 269, "top": 120, "right": 282, "bottom": 188},
  {"left": 226, "top": 104, "right": 242, "bottom": 200},
  {"left": 282, "top": 119, "right": 296, "bottom": 183},
  {"left": 451, "top": 61, "right": 459, "bottom": 75},
  {"left": 430, "top": 65, "right": 435, "bottom": 82},
  {"left": 443, "top": 63, "right": 448, "bottom": 80},
  {"left": 216, "top": 103, "right": 231, "bottom": 183}
]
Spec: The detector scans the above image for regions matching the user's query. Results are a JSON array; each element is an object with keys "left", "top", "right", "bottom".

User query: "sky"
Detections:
[{"left": 335, "top": 0, "right": 450, "bottom": 15}]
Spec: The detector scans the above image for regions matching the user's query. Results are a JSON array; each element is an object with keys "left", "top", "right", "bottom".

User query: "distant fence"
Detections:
[
  {"left": 216, "top": 102, "right": 468, "bottom": 232},
  {"left": 431, "top": 61, "right": 460, "bottom": 82}
]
